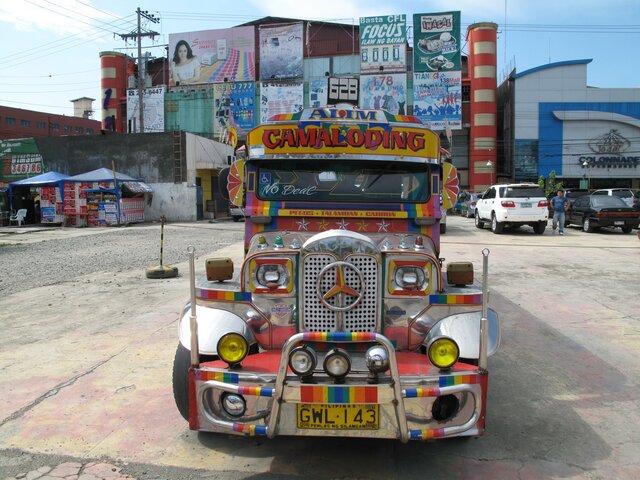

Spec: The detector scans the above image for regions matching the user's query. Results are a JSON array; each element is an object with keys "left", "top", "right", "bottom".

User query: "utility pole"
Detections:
[{"left": 117, "top": 8, "right": 159, "bottom": 133}]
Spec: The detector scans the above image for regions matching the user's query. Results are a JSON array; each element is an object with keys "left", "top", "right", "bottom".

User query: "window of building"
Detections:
[
  {"left": 36, "top": 121, "right": 46, "bottom": 129},
  {"left": 21, "top": 119, "right": 32, "bottom": 127},
  {"left": 75, "top": 126, "right": 84, "bottom": 134},
  {"left": 51, "top": 123, "right": 60, "bottom": 131},
  {"left": 5, "top": 117, "right": 16, "bottom": 125},
  {"left": 64, "top": 125, "right": 72, "bottom": 133},
  {"left": 462, "top": 85, "right": 471, "bottom": 102},
  {"left": 87, "top": 128, "right": 94, "bottom": 134}
]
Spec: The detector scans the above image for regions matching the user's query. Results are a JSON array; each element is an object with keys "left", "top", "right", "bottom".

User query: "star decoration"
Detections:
[
  {"left": 296, "top": 218, "right": 310, "bottom": 231},
  {"left": 336, "top": 219, "right": 350, "bottom": 230},
  {"left": 356, "top": 220, "right": 368, "bottom": 231},
  {"left": 376, "top": 220, "right": 390, "bottom": 232},
  {"left": 317, "top": 219, "right": 330, "bottom": 231}
]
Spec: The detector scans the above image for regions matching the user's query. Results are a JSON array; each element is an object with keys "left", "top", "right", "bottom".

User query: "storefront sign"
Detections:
[{"left": 1, "top": 138, "right": 44, "bottom": 183}]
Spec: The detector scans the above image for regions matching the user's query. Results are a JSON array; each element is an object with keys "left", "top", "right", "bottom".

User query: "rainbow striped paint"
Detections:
[
  {"left": 429, "top": 294, "right": 482, "bottom": 305},
  {"left": 300, "top": 385, "right": 378, "bottom": 404},
  {"left": 403, "top": 387, "right": 441, "bottom": 398},
  {"left": 196, "top": 289, "right": 252, "bottom": 302},
  {"left": 196, "top": 371, "right": 240, "bottom": 383},
  {"left": 409, "top": 428, "right": 446, "bottom": 440},
  {"left": 301, "top": 332, "right": 378, "bottom": 342},
  {"left": 237, "top": 386, "right": 274, "bottom": 397},
  {"left": 439, "top": 375, "right": 481, "bottom": 387},
  {"left": 232, "top": 423, "right": 268, "bottom": 436}
]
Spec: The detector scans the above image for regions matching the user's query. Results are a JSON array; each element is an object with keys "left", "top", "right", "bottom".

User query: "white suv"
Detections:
[{"left": 475, "top": 183, "right": 549, "bottom": 234}]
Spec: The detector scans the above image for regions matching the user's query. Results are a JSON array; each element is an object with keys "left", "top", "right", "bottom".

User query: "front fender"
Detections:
[
  {"left": 424, "top": 309, "right": 500, "bottom": 359},
  {"left": 178, "top": 303, "right": 256, "bottom": 356}
]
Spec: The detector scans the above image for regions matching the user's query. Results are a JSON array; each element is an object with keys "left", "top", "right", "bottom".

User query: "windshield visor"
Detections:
[{"left": 256, "top": 160, "right": 430, "bottom": 203}]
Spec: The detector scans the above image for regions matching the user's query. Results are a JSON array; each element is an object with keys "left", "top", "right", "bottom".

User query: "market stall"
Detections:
[
  {"left": 63, "top": 168, "right": 153, "bottom": 227},
  {"left": 9, "top": 171, "right": 70, "bottom": 224}
]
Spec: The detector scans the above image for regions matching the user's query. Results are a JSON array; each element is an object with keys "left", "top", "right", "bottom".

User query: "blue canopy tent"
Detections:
[
  {"left": 9, "top": 171, "right": 70, "bottom": 224},
  {"left": 64, "top": 168, "right": 153, "bottom": 226}
]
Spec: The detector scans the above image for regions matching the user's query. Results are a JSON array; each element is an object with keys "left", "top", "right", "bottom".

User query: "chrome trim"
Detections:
[{"left": 188, "top": 245, "right": 199, "bottom": 367}]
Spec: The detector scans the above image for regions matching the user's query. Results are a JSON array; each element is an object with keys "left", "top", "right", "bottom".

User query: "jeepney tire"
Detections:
[
  {"left": 621, "top": 226, "right": 632, "bottom": 234},
  {"left": 475, "top": 212, "right": 484, "bottom": 229},
  {"left": 172, "top": 343, "right": 216, "bottom": 421}
]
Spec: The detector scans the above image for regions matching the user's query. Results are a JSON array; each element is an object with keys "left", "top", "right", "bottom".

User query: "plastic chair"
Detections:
[{"left": 9, "top": 209, "right": 27, "bottom": 226}]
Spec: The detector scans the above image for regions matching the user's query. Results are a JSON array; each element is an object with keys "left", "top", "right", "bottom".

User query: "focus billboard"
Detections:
[{"left": 359, "top": 15, "right": 406, "bottom": 74}]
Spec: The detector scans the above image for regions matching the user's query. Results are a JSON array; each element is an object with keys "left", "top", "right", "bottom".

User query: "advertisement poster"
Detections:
[
  {"left": 0, "top": 138, "right": 43, "bottom": 185},
  {"left": 260, "top": 83, "right": 304, "bottom": 124},
  {"left": 359, "top": 15, "right": 406, "bottom": 73},
  {"left": 413, "top": 71, "right": 462, "bottom": 130},
  {"left": 168, "top": 27, "right": 255, "bottom": 85},
  {"left": 127, "top": 86, "right": 166, "bottom": 133},
  {"left": 413, "top": 11, "right": 461, "bottom": 72},
  {"left": 259, "top": 23, "right": 304, "bottom": 80},
  {"left": 309, "top": 78, "right": 329, "bottom": 108},
  {"left": 359, "top": 74, "right": 407, "bottom": 115},
  {"left": 213, "top": 82, "right": 256, "bottom": 136}
]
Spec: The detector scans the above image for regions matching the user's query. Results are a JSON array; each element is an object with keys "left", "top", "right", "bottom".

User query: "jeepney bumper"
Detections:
[{"left": 188, "top": 340, "right": 488, "bottom": 442}]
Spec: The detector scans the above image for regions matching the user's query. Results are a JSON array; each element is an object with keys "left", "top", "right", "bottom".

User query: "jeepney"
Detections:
[{"left": 172, "top": 105, "right": 500, "bottom": 441}]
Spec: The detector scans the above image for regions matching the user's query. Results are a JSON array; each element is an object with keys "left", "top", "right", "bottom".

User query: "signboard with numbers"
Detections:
[
  {"left": 327, "top": 77, "right": 359, "bottom": 105},
  {"left": 0, "top": 138, "right": 44, "bottom": 184},
  {"left": 359, "top": 15, "right": 407, "bottom": 73}
]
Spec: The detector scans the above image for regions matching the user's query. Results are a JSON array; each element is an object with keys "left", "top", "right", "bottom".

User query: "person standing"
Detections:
[{"left": 551, "top": 189, "right": 569, "bottom": 235}]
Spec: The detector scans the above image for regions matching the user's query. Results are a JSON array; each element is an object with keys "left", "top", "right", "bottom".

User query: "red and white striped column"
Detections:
[{"left": 99, "top": 51, "right": 135, "bottom": 133}]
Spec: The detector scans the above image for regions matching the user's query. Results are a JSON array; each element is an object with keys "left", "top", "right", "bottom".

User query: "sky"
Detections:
[{"left": 1, "top": 0, "right": 639, "bottom": 117}]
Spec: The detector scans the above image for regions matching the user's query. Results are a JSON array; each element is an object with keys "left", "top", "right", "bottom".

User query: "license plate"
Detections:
[
  {"left": 614, "top": 221, "right": 624, "bottom": 225},
  {"left": 521, "top": 202, "right": 531, "bottom": 208},
  {"left": 297, "top": 404, "right": 379, "bottom": 430}
]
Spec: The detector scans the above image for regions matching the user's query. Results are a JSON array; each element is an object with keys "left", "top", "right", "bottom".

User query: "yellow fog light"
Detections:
[
  {"left": 427, "top": 337, "right": 459, "bottom": 369},
  {"left": 217, "top": 333, "right": 248, "bottom": 366}
]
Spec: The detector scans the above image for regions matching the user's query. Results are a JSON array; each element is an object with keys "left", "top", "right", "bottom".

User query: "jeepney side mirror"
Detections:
[{"left": 219, "top": 167, "right": 230, "bottom": 201}]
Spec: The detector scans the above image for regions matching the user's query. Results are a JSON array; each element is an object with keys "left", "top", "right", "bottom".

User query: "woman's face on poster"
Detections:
[{"left": 177, "top": 44, "right": 188, "bottom": 62}]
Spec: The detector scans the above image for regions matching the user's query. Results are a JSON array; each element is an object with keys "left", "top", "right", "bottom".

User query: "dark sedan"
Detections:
[{"left": 567, "top": 195, "right": 640, "bottom": 233}]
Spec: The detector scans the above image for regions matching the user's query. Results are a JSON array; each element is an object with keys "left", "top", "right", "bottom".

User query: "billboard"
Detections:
[
  {"left": 1, "top": 138, "right": 43, "bottom": 184},
  {"left": 259, "top": 23, "right": 304, "bottom": 80},
  {"left": 413, "top": 11, "right": 461, "bottom": 72},
  {"left": 412, "top": 71, "right": 462, "bottom": 130},
  {"left": 260, "top": 83, "right": 304, "bottom": 123},
  {"left": 214, "top": 82, "right": 256, "bottom": 136},
  {"left": 127, "top": 86, "right": 166, "bottom": 133},
  {"left": 359, "top": 15, "right": 407, "bottom": 74},
  {"left": 309, "top": 78, "right": 329, "bottom": 108},
  {"left": 359, "top": 74, "right": 407, "bottom": 115},
  {"left": 168, "top": 26, "right": 255, "bottom": 85}
]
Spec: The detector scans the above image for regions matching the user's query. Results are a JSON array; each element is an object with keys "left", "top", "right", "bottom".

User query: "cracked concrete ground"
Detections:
[{"left": 1, "top": 217, "right": 639, "bottom": 479}]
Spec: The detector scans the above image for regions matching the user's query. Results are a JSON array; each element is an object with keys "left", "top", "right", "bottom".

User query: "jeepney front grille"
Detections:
[{"left": 301, "top": 254, "right": 379, "bottom": 332}]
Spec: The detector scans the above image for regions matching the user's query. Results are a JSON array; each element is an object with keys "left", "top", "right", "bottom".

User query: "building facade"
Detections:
[
  {"left": 499, "top": 59, "right": 640, "bottom": 189},
  {"left": 0, "top": 105, "right": 101, "bottom": 141}
]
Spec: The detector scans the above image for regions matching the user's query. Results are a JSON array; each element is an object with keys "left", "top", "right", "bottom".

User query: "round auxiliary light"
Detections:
[
  {"left": 221, "top": 392, "right": 246, "bottom": 418},
  {"left": 365, "top": 345, "right": 390, "bottom": 374},
  {"left": 217, "top": 332, "right": 249, "bottom": 366},
  {"left": 289, "top": 345, "right": 317, "bottom": 377},
  {"left": 323, "top": 348, "right": 351, "bottom": 380},
  {"left": 427, "top": 337, "right": 460, "bottom": 369}
]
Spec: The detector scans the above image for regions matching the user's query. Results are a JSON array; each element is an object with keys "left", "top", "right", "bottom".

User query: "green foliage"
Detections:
[{"left": 538, "top": 171, "right": 563, "bottom": 197}]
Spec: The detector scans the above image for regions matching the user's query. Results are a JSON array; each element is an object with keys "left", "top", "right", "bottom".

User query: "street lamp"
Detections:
[
  {"left": 582, "top": 160, "right": 591, "bottom": 190},
  {"left": 486, "top": 160, "right": 494, "bottom": 185}
]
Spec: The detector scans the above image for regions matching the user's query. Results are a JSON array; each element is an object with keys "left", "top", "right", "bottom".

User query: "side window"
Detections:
[
  {"left": 486, "top": 187, "right": 496, "bottom": 199},
  {"left": 575, "top": 197, "right": 587, "bottom": 207}
]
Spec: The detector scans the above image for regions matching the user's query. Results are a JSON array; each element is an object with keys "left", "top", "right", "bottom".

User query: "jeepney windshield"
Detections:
[{"left": 256, "top": 159, "right": 430, "bottom": 203}]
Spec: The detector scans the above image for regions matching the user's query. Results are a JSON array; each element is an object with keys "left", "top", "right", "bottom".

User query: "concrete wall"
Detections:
[{"left": 146, "top": 182, "right": 196, "bottom": 222}]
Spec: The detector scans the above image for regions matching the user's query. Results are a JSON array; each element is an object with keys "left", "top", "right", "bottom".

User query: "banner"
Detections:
[
  {"left": 214, "top": 82, "right": 256, "bottom": 137},
  {"left": 127, "top": 86, "right": 166, "bottom": 133},
  {"left": 260, "top": 83, "right": 304, "bottom": 124},
  {"left": 359, "top": 15, "right": 407, "bottom": 73},
  {"left": 359, "top": 74, "right": 407, "bottom": 115},
  {"left": 259, "top": 23, "right": 304, "bottom": 80},
  {"left": 168, "top": 27, "right": 255, "bottom": 85},
  {"left": 309, "top": 79, "right": 329, "bottom": 108},
  {"left": 0, "top": 138, "right": 43, "bottom": 184},
  {"left": 413, "top": 11, "right": 461, "bottom": 72},
  {"left": 413, "top": 71, "right": 462, "bottom": 130}
]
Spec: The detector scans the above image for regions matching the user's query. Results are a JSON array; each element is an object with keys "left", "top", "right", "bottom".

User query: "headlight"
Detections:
[
  {"left": 221, "top": 393, "right": 246, "bottom": 418},
  {"left": 427, "top": 337, "right": 459, "bottom": 369},
  {"left": 388, "top": 260, "right": 431, "bottom": 295},
  {"left": 217, "top": 332, "right": 248, "bottom": 365},
  {"left": 323, "top": 348, "right": 351, "bottom": 381},
  {"left": 289, "top": 345, "right": 317, "bottom": 378},
  {"left": 365, "top": 345, "right": 389, "bottom": 374},
  {"left": 250, "top": 258, "right": 293, "bottom": 293}
]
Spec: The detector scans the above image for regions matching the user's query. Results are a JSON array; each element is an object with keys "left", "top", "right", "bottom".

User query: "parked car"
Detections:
[
  {"left": 591, "top": 188, "right": 635, "bottom": 208},
  {"left": 566, "top": 194, "right": 640, "bottom": 233},
  {"left": 460, "top": 193, "right": 479, "bottom": 218},
  {"left": 475, "top": 183, "right": 548, "bottom": 234},
  {"left": 229, "top": 203, "right": 244, "bottom": 222}
]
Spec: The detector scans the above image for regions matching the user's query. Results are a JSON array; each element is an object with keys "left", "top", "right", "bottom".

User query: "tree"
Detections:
[{"left": 538, "top": 171, "right": 563, "bottom": 197}]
